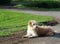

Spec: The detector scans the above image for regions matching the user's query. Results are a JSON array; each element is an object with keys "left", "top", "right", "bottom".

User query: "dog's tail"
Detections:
[{"left": 53, "top": 30, "right": 58, "bottom": 35}]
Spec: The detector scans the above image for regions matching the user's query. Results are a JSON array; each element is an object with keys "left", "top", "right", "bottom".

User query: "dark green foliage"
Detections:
[
  {"left": 23, "top": 1, "right": 60, "bottom": 8},
  {"left": 14, "top": 0, "right": 60, "bottom": 8},
  {"left": 0, "top": 0, "right": 11, "bottom": 5}
]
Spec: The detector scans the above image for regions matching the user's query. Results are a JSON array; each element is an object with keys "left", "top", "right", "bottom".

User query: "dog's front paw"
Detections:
[
  {"left": 23, "top": 35, "right": 29, "bottom": 38},
  {"left": 23, "top": 35, "right": 33, "bottom": 38}
]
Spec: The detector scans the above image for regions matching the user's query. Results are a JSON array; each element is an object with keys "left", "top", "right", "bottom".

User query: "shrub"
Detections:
[
  {"left": 0, "top": 0, "right": 11, "bottom": 5},
  {"left": 23, "top": 0, "right": 60, "bottom": 8}
]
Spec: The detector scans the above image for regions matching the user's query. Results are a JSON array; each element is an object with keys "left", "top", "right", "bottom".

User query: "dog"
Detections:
[{"left": 23, "top": 20, "right": 56, "bottom": 38}]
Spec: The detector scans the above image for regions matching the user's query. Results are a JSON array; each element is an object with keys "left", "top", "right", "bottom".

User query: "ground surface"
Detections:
[{"left": 0, "top": 8, "right": 60, "bottom": 44}]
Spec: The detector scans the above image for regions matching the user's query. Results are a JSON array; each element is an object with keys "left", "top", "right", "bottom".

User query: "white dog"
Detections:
[{"left": 23, "top": 20, "right": 56, "bottom": 38}]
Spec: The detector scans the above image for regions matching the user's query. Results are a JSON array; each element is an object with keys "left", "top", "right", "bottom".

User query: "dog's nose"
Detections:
[{"left": 36, "top": 26, "right": 38, "bottom": 28}]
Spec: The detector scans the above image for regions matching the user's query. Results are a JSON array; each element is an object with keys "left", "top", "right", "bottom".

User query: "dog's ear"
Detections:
[
  {"left": 29, "top": 21, "right": 32, "bottom": 25},
  {"left": 28, "top": 21, "right": 33, "bottom": 27}
]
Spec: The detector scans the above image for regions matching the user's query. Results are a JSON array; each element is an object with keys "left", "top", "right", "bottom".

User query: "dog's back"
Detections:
[{"left": 36, "top": 26, "right": 55, "bottom": 36}]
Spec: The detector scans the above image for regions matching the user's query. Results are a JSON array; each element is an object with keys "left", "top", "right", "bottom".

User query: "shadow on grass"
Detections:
[{"left": 38, "top": 20, "right": 59, "bottom": 26}]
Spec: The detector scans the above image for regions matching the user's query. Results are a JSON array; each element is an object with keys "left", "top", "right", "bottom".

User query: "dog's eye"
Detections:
[{"left": 33, "top": 24, "right": 35, "bottom": 25}]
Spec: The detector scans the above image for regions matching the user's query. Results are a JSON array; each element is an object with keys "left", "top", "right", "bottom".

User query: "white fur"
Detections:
[
  {"left": 26, "top": 25, "right": 38, "bottom": 37},
  {"left": 24, "top": 20, "right": 38, "bottom": 38},
  {"left": 38, "top": 26, "right": 51, "bottom": 29}
]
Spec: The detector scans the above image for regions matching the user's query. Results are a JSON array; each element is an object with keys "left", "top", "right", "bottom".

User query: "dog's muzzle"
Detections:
[{"left": 36, "top": 26, "right": 38, "bottom": 28}]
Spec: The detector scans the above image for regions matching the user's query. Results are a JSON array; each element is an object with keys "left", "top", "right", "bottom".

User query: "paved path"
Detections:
[
  {"left": 1, "top": 9, "right": 60, "bottom": 19},
  {"left": 0, "top": 8, "right": 60, "bottom": 44}
]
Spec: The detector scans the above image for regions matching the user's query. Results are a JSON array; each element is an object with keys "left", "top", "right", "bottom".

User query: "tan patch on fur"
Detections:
[
  {"left": 36, "top": 26, "right": 54, "bottom": 36},
  {"left": 28, "top": 21, "right": 33, "bottom": 27}
]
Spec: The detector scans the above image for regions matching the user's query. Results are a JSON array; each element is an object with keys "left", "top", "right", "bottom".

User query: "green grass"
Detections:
[{"left": 0, "top": 10, "right": 53, "bottom": 36}]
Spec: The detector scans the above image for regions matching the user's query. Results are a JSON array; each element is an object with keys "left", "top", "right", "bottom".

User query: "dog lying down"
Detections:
[{"left": 23, "top": 20, "right": 56, "bottom": 38}]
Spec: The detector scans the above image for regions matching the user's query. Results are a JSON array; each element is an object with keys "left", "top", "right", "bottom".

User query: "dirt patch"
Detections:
[{"left": 0, "top": 30, "right": 29, "bottom": 44}]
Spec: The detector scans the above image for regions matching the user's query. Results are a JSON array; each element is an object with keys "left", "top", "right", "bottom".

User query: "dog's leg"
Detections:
[
  {"left": 46, "top": 31, "right": 55, "bottom": 36},
  {"left": 29, "top": 35, "right": 38, "bottom": 38},
  {"left": 23, "top": 29, "right": 32, "bottom": 38},
  {"left": 24, "top": 32, "right": 38, "bottom": 38},
  {"left": 30, "top": 31, "right": 38, "bottom": 38},
  {"left": 23, "top": 30, "right": 38, "bottom": 38}
]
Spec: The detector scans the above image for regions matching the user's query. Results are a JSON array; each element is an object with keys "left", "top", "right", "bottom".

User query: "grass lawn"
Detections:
[{"left": 0, "top": 10, "right": 53, "bottom": 36}]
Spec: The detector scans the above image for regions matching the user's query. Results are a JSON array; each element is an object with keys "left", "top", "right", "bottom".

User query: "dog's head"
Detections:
[{"left": 28, "top": 20, "right": 38, "bottom": 29}]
